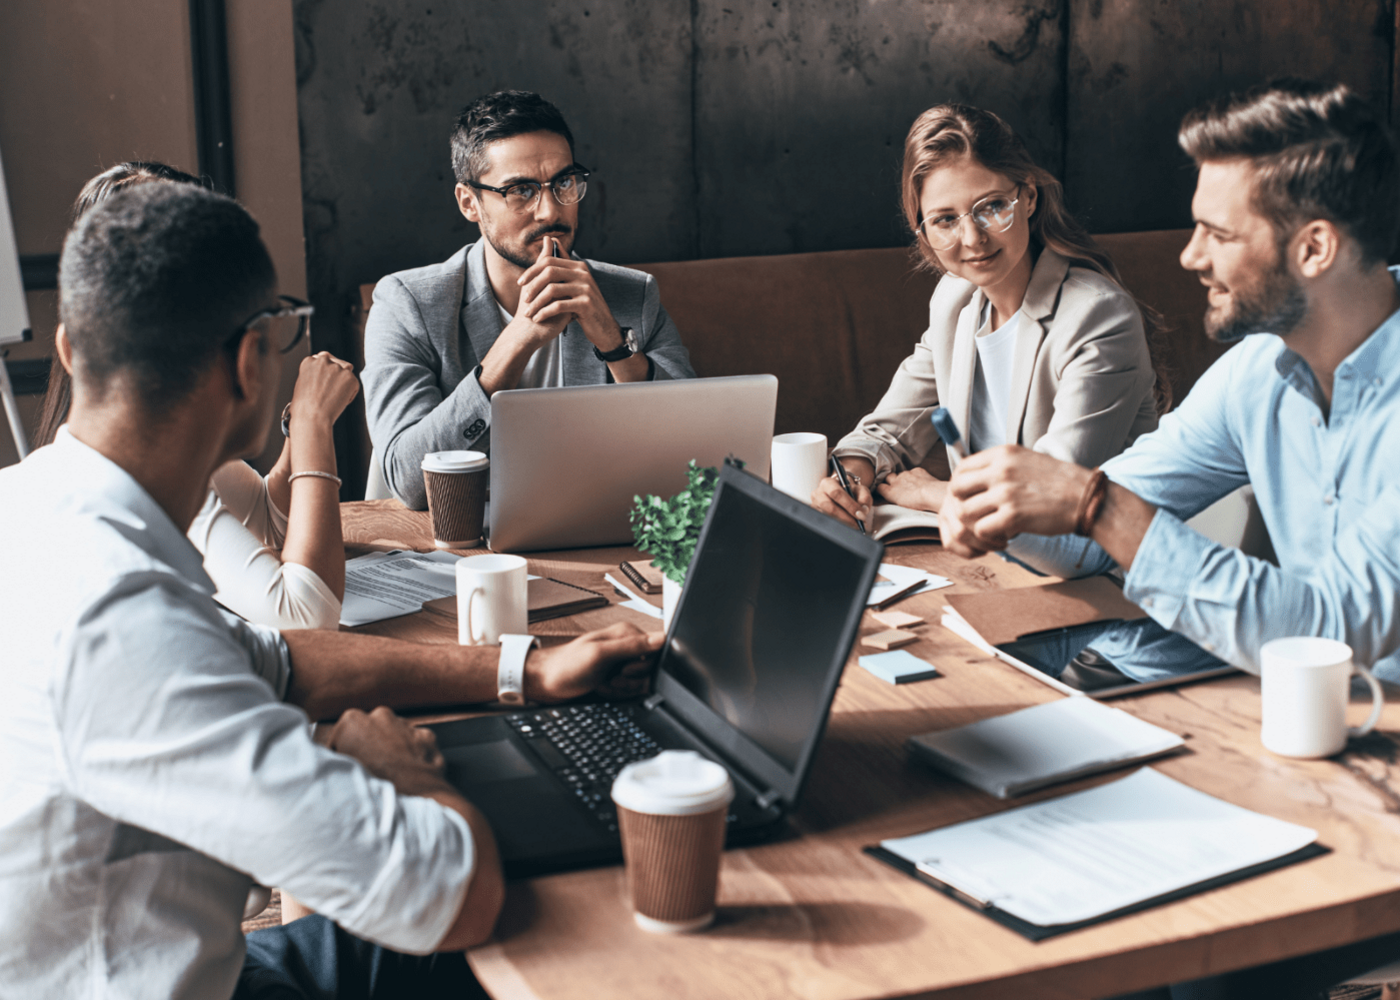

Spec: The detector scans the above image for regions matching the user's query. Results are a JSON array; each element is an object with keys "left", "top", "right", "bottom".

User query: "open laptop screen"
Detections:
[{"left": 660, "top": 470, "right": 877, "bottom": 773}]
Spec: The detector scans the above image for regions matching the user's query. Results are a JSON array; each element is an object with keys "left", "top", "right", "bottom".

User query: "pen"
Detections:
[
  {"left": 829, "top": 454, "right": 867, "bottom": 535},
  {"left": 930, "top": 407, "right": 969, "bottom": 459}
]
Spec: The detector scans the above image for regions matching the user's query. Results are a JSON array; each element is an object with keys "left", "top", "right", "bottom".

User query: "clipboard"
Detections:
[{"left": 862, "top": 842, "right": 1329, "bottom": 941}]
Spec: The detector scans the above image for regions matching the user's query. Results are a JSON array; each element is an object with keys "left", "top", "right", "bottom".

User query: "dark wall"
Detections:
[{"left": 292, "top": 0, "right": 1396, "bottom": 397}]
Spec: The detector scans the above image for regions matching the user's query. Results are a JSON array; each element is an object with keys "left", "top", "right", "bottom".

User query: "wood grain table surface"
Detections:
[{"left": 341, "top": 500, "right": 1400, "bottom": 1000}]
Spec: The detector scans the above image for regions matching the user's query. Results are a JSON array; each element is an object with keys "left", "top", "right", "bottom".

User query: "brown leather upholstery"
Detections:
[{"left": 354, "top": 230, "right": 1221, "bottom": 494}]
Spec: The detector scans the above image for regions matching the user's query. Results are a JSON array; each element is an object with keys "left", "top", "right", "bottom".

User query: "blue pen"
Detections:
[{"left": 930, "top": 407, "right": 969, "bottom": 459}]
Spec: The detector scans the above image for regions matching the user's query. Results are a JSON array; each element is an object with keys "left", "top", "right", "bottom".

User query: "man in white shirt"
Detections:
[{"left": 0, "top": 183, "right": 660, "bottom": 999}]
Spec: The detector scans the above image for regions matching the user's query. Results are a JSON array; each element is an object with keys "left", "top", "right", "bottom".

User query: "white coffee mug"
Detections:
[
  {"left": 770, "top": 432, "right": 828, "bottom": 503},
  {"left": 1260, "top": 637, "right": 1385, "bottom": 759},
  {"left": 456, "top": 554, "right": 528, "bottom": 646}
]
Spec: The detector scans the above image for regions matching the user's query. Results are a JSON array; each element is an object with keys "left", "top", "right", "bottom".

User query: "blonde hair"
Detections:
[{"left": 901, "top": 104, "right": 1172, "bottom": 411}]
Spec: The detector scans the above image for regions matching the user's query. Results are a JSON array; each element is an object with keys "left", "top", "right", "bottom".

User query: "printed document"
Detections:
[
  {"left": 340, "top": 550, "right": 460, "bottom": 626},
  {"left": 880, "top": 768, "right": 1317, "bottom": 927}
]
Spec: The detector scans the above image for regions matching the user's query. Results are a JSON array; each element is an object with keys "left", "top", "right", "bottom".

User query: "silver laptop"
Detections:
[{"left": 487, "top": 375, "right": 778, "bottom": 553}]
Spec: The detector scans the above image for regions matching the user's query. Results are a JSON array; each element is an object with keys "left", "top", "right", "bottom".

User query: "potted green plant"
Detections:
[{"left": 629, "top": 461, "right": 720, "bottom": 628}]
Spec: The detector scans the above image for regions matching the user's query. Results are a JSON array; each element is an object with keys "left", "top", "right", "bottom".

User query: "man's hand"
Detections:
[
  {"left": 811, "top": 456, "right": 876, "bottom": 529},
  {"left": 877, "top": 467, "right": 947, "bottom": 512},
  {"left": 516, "top": 237, "right": 621, "bottom": 351},
  {"left": 942, "top": 445, "right": 1091, "bottom": 557},
  {"left": 524, "top": 623, "right": 664, "bottom": 703},
  {"left": 326, "top": 705, "right": 451, "bottom": 797}
]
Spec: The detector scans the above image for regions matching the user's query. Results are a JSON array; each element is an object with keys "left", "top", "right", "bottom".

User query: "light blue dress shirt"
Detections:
[{"left": 1007, "top": 277, "right": 1400, "bottom": 683}]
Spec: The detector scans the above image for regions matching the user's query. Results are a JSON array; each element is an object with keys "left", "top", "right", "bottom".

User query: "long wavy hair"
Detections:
[
  {"left": 34, "top": 162, "right": 205, "bottom": 449},
  {"left": 900, "top": 105, "right": 1173, "bottom": 413}
]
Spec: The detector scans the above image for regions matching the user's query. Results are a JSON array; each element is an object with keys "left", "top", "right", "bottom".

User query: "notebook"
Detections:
[
  {"left": 421, "top": 577, "right": 610, "bottom": 624},
  {"left": 907, "top": 696, "right": 1185, "bottom": 798},
  {"left": 428, "top": 461, "right": 884, "bottom": 875}
]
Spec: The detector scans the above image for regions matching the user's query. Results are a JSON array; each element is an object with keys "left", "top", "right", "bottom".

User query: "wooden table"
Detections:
[{"left": 343, "top": 500, "right": 1400, "bottom": 1000}]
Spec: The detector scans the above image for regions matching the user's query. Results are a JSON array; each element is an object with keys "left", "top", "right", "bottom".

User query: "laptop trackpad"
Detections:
[{"left": 442, "top": 740, "right": 606, "bottom": 857}]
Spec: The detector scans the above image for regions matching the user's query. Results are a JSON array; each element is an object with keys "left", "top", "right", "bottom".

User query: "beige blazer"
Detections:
[{"left": 834, "top": 247, "right": 1159, "bottom": 480}]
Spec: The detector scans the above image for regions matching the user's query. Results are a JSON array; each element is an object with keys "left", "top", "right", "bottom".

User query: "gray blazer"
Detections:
[
  {"left": 834, "top": 247, "right": 1159, "bottom": 480},
  {"left": 362, "top": 240, "right": 696, "bottom": 509}
]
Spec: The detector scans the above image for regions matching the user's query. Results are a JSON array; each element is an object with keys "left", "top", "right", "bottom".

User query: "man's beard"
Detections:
[
  {"left": 483, "top": 222, "right": 575, "bottom": 270},
  {"left": 1206, "top": 257, "right": 1308, "bottom": 344}
]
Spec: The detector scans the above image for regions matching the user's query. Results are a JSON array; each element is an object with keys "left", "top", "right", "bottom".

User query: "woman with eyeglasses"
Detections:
[
  {"left": 35, "top": 162, "right": 360, "bottom": 630},
  {"left": 814, "top": 104, "right": 1167, "bottom": 530}
]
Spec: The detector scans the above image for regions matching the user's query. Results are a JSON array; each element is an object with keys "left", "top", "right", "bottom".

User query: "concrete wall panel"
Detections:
[
  {"left": 1066, "top": 0, "right": 1392, "bottom": 233},
  {"left": 693, "top": 0, "right": 1066, "bottom": 258}
]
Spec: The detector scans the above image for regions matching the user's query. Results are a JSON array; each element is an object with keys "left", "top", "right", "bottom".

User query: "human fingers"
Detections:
[
  {"left": 938, "top": 495, "right": 993, "bottom": 559},
  {"left": 811, "top": 476, "right": 866, "bottom": 528},
  {"left": 519, "top": 275, "right": 588, "bottom": 318}
]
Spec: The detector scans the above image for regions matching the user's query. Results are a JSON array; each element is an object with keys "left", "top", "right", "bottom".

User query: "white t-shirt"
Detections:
[
  {"left": 498, "top": 300, "right": 563, "bottom": 389},
  {"left": 0, "top": 430, "right": 474, "bottom": 999},
  {"left": 967, "top": 306, "right": 1022, "bottom": 453}
]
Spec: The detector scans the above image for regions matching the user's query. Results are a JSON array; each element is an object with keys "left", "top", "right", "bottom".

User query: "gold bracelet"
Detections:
[{"left": 288, "top": 470, "right": 343, "bottom": 487}]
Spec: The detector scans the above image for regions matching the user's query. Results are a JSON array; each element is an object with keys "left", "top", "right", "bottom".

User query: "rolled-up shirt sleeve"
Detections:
[{"left": 53, "top": 573, "right": 473, "bottom": 954}]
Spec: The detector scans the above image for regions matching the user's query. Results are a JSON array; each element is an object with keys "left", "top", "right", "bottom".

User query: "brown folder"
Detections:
[
  {"left": 943, "top": 577, "right": 1147, "bottom": 646},
  {"left": 420, "top": 577, "right": 610, "bottom": 624}
]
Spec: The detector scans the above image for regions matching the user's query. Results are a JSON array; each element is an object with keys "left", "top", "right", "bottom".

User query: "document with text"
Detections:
[
  {"left": 879, "top": 768, "right": 1318, "bottom": 928},
  {"left": 340, "top": 550, "right": 460, "bottom": 626}
]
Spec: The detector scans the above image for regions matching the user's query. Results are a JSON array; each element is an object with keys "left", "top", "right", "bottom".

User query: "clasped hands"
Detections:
[{"left": 506, "top": 236, "right": 626, "bottom": 354}]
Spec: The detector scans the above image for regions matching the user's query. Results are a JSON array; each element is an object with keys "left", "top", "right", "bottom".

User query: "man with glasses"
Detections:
[
  {"left": 0, "top": 181, "right": 663, "bottom": 998},
  {"left": 363, "top": 90, "right": 695, "bottom": 509}
]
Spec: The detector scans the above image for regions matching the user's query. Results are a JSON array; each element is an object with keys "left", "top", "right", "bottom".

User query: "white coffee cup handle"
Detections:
[
  {"left": 464, "top": 586, "right": 485, "bottom": 645},
  {"left": 1349, "top": 664, "right": 1385, "bottom": 739}
]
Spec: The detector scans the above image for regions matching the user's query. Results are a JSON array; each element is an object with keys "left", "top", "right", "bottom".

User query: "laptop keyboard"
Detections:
[{"left": 505, "top": 704, "right": 664, "bottom": 832}]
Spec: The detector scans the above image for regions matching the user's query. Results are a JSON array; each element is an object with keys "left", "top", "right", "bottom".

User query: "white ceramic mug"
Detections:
[
  {"left": 1260, "top": 637, "right": 1385, "bottom": 759},
  {"left": 770, "top": 432, "right": 828, "bottom": 503},
  {"left": 456, "top": 554, "right": 528, "bottom": 646}
]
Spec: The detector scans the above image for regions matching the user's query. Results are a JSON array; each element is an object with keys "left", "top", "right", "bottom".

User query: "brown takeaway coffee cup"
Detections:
[
  {"left": 611, "top": 750, "right": 734, "bottom": 933},
  {"left": 421, "top": 450, "right": 489, "bottom": 549}
]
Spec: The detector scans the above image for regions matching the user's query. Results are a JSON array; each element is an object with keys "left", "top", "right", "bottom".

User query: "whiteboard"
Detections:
[{"left": 0, "top": 143, "right": 31, "bottom": 346}]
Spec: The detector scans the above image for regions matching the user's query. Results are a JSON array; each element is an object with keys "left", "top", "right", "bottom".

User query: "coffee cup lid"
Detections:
[
  {"left": 421, "top": 450, "right": 488, "bottom": 473},
  {"left": 611, "top": 750, "right": 734, "bottom": 816}
]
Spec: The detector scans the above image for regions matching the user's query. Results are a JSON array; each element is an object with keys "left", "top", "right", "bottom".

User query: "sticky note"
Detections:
[
  {"left": 862, "top": 629, "right": 919, "bottom": 650},
  {"left": 871, "top": 609, "right": 924, "bottom": 629},
  {"left": 860, "top": 649, "right": 940, "bottom": 684}
]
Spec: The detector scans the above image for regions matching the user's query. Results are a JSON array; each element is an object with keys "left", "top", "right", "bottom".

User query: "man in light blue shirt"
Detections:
[
  {"left": 940, "top": 79, "right": 1400, "bottom": 997},
  {"left": 941, "top": 80, "right": 1400, "bottom": 687}
]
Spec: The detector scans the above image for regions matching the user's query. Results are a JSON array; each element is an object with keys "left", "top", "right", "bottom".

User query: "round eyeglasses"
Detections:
[
  {"left": 467, "top": 166, "right": 590, "bottom": 213},
  {"left": 919, "top": 188, "right": 1021, "bottom": 250},
  {"left": 228, "top": 295, "right": 314, "bottom": 355}
]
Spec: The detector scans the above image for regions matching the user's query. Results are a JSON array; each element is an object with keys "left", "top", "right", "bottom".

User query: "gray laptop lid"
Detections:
[{"left": 488, "top": 375, "right": 778, "bottom": 552}]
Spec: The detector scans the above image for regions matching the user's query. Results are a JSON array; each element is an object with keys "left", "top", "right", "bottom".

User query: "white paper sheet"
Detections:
[
  {"left": 880, "top": 768, "right": 1317, "bottom": 927},
  {"left": 867, "top": 562, "right": 953, "bottom": 606},
  {"left": 340, "top": 550, "right": 461, "bottom": 626},
  {"left": 603, "top": 572, "right": 664, "bottom": 619}
]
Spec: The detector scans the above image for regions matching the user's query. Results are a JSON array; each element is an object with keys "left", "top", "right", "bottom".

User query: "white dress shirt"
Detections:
[
  {"left": 188, "top": 460, "right": 342, "bottom": 630},
  {"left": 0, "top": 429, "right": 474, "bottom": 1000}
]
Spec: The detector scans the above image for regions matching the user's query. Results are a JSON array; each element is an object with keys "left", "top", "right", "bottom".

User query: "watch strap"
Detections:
[
  {"left": 592, "top": 327, "right": 636, "bottom": 363},
  {"left": 497, "top": 634, "right": 538, "bottom": 706}
]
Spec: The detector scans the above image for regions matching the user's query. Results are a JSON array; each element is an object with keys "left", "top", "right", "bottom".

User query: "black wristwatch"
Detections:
[{"left": 593, "top": 327, "right": 639, "bottom": 363}]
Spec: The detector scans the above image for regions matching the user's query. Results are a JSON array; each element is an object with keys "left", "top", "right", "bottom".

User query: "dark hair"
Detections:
[
  {"left": 58, "top": 184, "right": 276, "bottom": 416},
  {"left": 1178, "top": 79, "right": 1400, "bottom": 266},
  {"left": 450, "top": 90, "right": 574, "bottom": 185},
  {"left": 901, "top": 103, "right": 1173, "bottom": 411},
  {"left": 36, "top": 162, "right": 206, "bottom": 446}
]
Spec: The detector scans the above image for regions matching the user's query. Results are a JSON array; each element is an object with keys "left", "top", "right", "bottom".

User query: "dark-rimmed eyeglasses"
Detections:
[
  {"left": 227, "top": 295, "right": 314, "bottom": 355},
  {"left": 919, "top": 187, "right": 1021, "bottom": 250},
  {"left": 467, "top": 165, "right": 590, "bottom": 212}
]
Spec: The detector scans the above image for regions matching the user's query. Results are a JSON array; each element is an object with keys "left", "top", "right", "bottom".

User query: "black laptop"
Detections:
[{"left": 429, "top": 461, "right": 884, "bottom": 876}]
